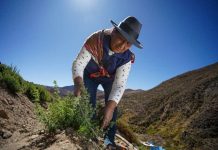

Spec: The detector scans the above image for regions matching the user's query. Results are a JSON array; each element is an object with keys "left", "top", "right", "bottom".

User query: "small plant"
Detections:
[
  {"left": 36, "top": 95, "right": 76, "bottom": 131},
  {"left": 35, "top": 81, "right": 103, "bottom": 139}
]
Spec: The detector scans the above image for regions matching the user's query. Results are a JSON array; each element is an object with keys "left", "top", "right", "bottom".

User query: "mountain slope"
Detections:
[
  {"left": 0, "top": 63, "right": 137, "bottom": 150},
  {"left": 118, "top": 62, "right": 218, "bottom": 150}
]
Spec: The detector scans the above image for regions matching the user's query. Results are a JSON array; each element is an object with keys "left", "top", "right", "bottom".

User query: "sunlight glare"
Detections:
[{"left": 71, "top": 0, "right": 99, "bottom": 11}]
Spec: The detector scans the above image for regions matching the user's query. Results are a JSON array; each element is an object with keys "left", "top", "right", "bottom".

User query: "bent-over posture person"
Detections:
[{"left": 72, "top": 16, "right": 143, "bottom": 149}]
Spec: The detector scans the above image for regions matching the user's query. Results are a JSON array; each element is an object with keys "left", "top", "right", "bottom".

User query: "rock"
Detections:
[
  {"left": 19, "top": 125, "right": 29, "bottom": 133},
  {"left": 1, "top": 99, "right": 9, "bottom": 105},
  {"left": 1, "top": 130, "right": 12, "bottom": 139},
  {"left": 38, "top": 142, "right": 45, "bottom": 148},
  {"left": 39, "top": 129, "right": 45, "bottom": 135},
  {"left": 7, "top": 98, "right": 14, "bottom": 105},
  {"left": 0, "top": 109, "right": 9, "bottom": 119}
]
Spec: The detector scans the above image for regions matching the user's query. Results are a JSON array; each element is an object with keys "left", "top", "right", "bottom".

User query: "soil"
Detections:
[{"left": 0, "top": 87, "right": 135, "bottom": 150}]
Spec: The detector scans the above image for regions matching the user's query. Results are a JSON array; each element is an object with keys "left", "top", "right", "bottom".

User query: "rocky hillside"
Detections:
[
  {"left": 0, "top": 86, "right": 136, "bottom": 150},
  {"left": 0, "top": 63, "right": 137, "bottom": 150},
  {"left": 1, "top": 62, "right": 217, "bottom": 150},
  {"left": 0, "top": 87, "right": 87, "bottom": 150},
  {"left": 118, "top": 62, "right": 218, "bottom": 150},
  {"left": 0, "top": 64, "right": 97, "bottom": 149}
]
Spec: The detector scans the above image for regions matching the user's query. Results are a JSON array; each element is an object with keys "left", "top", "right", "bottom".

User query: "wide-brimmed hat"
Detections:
[{"left": 111, "top": 16, "right": 143, "bottom": 49}]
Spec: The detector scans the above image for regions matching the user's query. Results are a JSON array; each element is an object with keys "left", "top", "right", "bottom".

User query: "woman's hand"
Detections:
[
  {"left": 101, "top": 100, "right": 117, "bottom": 129},
  {"left": 73, "top": 76, "right": 83, "bottom": 97}
]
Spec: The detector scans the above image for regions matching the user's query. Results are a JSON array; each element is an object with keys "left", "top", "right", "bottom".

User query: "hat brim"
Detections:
[{"left": 111, "top": 20, "right": 143, "bottom": 49}]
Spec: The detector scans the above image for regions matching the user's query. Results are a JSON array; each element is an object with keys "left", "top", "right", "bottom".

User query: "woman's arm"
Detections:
[
  {"left": 101, "top": 61, "right": 132, "bottom": 129},
  {"left": 72, "top": 46, "right": 92, "bottom": 96}
]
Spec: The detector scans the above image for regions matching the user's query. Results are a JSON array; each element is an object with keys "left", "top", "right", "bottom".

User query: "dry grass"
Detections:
[{"left": 118, "top": 62, "right": 218, "bottom": 150}]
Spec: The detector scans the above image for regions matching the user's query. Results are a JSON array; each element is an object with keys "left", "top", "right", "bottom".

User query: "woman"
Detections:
[{"left": 72, "top": 16, "right": 143, "bottom": 149}]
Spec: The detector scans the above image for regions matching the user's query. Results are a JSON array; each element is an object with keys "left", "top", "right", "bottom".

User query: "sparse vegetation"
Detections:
[
  {"left": 0, "top": 64, "right": 23, "bottom": 94},
  {"left": 37, "top": 85, "right": 52, "bottom": 103},
  {"left": 117, "top": 118, "right": 140, "bottom": 145},
  {"left": 119, "top": 62, "right": 218, "bottom": 150},
  {"left": 2, "top": 75, "right": 22, "bottom": 94},
  {"left": 26, "top": 83, "right": 40, "bottom": 102},
  {"left": 0, "top": 63, "right": 52, "bottom": 103},
  {"left": 2, "top": 62, "right": 217, "bottom": 149},
  {"left": 35, "top": 82, "right": 103, "bottom": 140}
]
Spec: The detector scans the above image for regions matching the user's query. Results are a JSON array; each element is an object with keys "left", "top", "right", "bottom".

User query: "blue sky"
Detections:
[{"left": 0, "top": 0, "right": 218, "bottom": 90}]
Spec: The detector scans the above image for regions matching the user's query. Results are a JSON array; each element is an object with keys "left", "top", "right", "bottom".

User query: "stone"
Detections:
[
  {"left": 1, "top": 99, "right": 9, "bottom": 105},
  {"left": 39, "top": 129, "right": 45, "bottom": 134},
  {"left": 0, "top": 109, "right": 9, "bottom": 119},
  {"left": 2, "top": 130, "right": 12, "bottom": 139}
]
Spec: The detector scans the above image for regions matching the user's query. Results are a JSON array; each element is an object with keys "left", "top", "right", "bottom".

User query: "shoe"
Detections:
[{"left": 104, "top": 137, "right": 116, "bottom": 150}]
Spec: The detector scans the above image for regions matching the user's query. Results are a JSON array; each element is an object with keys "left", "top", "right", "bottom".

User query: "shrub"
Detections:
[
  {"left": 0, "top": 64, "right": 23, "bottom": 94},
  {"left": 35, "top": 84, "right": 103, "bottom": 139},
  {"left": 37, "top": 85, "right": 52, "bottom": 102},
  {"left": 3, "top": 75, "right": 21, "bottom": 94},
  {"left": 26, "top": 83, "right": 40, "bottom": 102},
  {"left": 36, "top": 96, "right": 76, "bottom": 131},
  {"left": 0, "top": 63, "right": 53, "bottom": 103}
]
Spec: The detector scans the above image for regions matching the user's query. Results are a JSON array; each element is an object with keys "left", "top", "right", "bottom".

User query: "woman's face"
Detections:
[{"left": 110, "top": 28, "right": 132, "bottom": 53}]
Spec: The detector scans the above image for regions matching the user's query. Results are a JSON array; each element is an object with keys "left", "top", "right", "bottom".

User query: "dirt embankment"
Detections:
[{"left": 0, "top": 87, "right": 85, "bottom": 150}]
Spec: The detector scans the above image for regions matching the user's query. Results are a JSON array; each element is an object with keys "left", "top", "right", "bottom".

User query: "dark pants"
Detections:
[{"left": 84, "top": 74, "right": 117, "bottom": 143}]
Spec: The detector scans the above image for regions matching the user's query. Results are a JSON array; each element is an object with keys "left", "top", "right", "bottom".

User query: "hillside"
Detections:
[
  {"left": 1, "top": 62, "right": 218, "bottom": 150},
  {"left": 0, "top": 63, "right": 136, "bottom": 150},
  {"left": 0, "top": 86, "right": 97, "bottom": 149},
  {"left": 0, "top": 64, "right": 85, "bottom": 149},
  {"left": 118, "top": 62, "right": 218, "bottom": 150}
]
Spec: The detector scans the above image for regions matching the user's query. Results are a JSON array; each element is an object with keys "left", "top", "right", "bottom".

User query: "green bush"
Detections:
[
  {"left": 26, "top": 83, "right": 40, "bottom": 102},
  {"left": 37, "top": 85, "right": 52, "bottom": 102},
  {"left": 0, "top": 64, "right": 23, "bottom": 94},
  {"left": 36, "top": 96, "right": 75, "bottom": 131},
  {"left": 0, "top": 63, "right": 53, "bottom": 103},
  {"left": 35, "top": 85, "right": 103, "bottom": 139},
  {"left": 3, "top": 75, "right": 21, "bottom": 94}
]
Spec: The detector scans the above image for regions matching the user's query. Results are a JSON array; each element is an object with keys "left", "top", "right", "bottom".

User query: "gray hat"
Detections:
[{"left": 111, "top": 16, "right": 143, "bottom": 49}]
